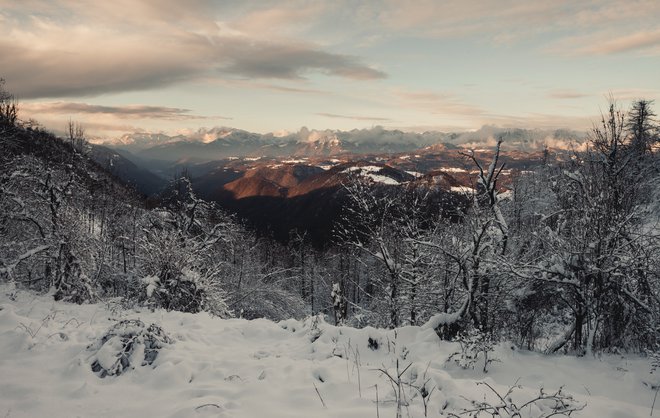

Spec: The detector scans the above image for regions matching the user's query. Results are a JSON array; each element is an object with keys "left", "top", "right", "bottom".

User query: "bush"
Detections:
[
  {"left": 88, "top": 319, "right": 172, "bottom": 377},
  {"left": 449, "top": 381, "right": 585, "bottom": 417},
  {"left": 448, "top": 328, "right": 497, "bottom": 373},
  {"left": 140, "top": 268, "right": 230, "bottom": 317}
]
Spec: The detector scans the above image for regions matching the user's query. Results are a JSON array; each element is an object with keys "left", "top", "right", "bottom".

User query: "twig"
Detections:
[
  {"left": 62, "top": 317, "right": 82, "bottom": 328},
  {"left": 195, "top": 404, "right": 221, "bottom": 411},
  {"left": 353, "top": 344, "right": 362, "bottom": 398},
  {"left": 313, "top": 382, "right": 327, "bottom": 409}
]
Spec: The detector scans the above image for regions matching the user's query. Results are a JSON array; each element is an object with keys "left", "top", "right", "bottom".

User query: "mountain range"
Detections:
[{"left": 98, "top": 126, "right": 585, "bottom": 162}]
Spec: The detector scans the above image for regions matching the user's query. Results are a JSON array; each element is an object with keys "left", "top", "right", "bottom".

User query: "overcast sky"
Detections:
[{"left": 1, "top": 0, "right": 659, "bottom": 138}]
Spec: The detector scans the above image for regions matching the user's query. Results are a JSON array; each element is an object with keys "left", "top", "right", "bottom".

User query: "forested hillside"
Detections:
[{"left": 0, "top": 80, "right": 309, "bottom": 321}]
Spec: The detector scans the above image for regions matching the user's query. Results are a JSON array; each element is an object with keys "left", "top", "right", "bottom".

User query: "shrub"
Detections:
[
  {"left": 449, "top": 328, "right": 497, "bottom": 373},
  {"left": 88, "top": 319, "right": 172, "bottom": 377}
]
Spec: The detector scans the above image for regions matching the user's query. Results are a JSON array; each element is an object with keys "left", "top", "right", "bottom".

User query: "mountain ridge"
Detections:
[{"left": 98, "top": 125, "right": 586, "bottom": 161}]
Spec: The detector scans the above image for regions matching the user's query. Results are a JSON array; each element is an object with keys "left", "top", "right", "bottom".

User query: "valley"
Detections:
[{"left": 95, "top": 132, "right": 553, "bottom": 245}]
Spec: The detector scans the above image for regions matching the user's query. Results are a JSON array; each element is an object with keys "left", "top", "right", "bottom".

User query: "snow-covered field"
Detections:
[{"left": 0, "top": 287, "right": 656, "bottom": 418}]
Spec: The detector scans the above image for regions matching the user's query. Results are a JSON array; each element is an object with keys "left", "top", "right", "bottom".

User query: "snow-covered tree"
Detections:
[{"left": 504, "top": 102, "right": 660, "bottom": 353}]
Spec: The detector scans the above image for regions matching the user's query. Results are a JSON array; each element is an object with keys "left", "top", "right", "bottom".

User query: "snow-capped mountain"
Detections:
[{"left": 102, "top": 126, "right": 586, "bottom": 162}]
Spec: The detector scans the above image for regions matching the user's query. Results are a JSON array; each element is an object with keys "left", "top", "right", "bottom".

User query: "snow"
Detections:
[
  {"left": 366, "top": 174, "right": 399, "bottom": 185},
  {"left": 0, "top": 287, "right": 655, "bottom": 418},
  {"left": 343, "top": 165, "right": 382, "bottom": 174},
  {"left": 342, "top": 166, "right": 400, "bottom": 185},
  {"left": 498, "top": 190, "right": 514, "bottom": 201},
  {"left": 405, "top": 170, "right": 424, "bottom": 178},
  {"left": 440, "top": 167, "right": 467, "bottom": 173},
  {"left": 141, "top": 275, "right": 159, "bottom": 298},
  {"left": 450, "top": 186, "right": 476, "bottom": 194},
  {"left": 421, "top": 310, "right": 465, "bottom": 331}
]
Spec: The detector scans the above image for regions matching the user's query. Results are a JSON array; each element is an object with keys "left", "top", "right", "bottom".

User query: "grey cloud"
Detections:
[
  {"left": 0, "top": 4, "right": 385, "bottom": 100},
  {"left": 216, "top": 38, "right": 386, "bottom": 80},
  {"left": 0, "top": 40, "right": 204, "bottom": 99},
  {"left": 0, "top": 37, "right": 384, "bottom": 100},
  {"left": 22, "top": 102, "right": 229, "bottom": 120}
]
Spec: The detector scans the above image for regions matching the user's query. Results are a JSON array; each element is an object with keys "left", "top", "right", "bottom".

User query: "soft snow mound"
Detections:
[{"left": 0, "top": 287, "right": 655, "bottom": 417}]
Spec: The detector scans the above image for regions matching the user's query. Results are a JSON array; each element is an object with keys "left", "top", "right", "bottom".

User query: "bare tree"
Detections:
[
  {"left": 67, "top": 119, "right": 88, "bottom": 154},
  {"left": 0, "top": 78, "right": 18, "bottom": 127}
]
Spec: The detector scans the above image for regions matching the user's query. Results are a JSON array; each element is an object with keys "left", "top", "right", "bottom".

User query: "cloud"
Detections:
[
  {"left": 579, "top": 29, "right": 660, "bottom": 55},
  {"left": 480, "top": 113, "right": 594, "bottom": 131},
  {"left": 600, "top": 88, "right": 660, "bottom": 101},
  {"left": 21, "top": 102, "right": 228, "bottom": 120},
  {"left": 215, "top": 38, "right": 386, "bottom": 80},
  {"left": 394, "top": 89, "right": 486, "bottom": 116},
  {"left": 548, "top": 89, "right": 590, "bottom": 99},
  {"left": 355, "top": 0, "right": 660, "bottom": 55},
  {"left": 0, "top": 34, "right": 206, "bottom": 98},
  {"left": 228, "top": 2, "right": 329, "bottom": 37},
  {"left": 316, "top": 112, "right": 391, "bottom": 121},
  {"left": 446, "top": 125, "right": 588, "bottom": 151},
  {"left": 373, "top": 0, "right": 565, "bottom": 38},
  {"left": 392, "top": 87, "right": 601, "bottom": 131},
  {"left": 251, "top": 83, "right": 326, "bottom": 94},
  {"left": 207, "top": 78, "right": 329, "bottom": 94},
  {"left": 0, "top": 1, "right": 385, "bottom": 99}
]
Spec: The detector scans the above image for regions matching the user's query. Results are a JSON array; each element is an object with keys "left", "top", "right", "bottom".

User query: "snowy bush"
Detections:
[
  {"left": 652, "top": 351, "right": 660, "bottom": 374},
  {"left": 450, "top": 381, "right": 585, "bottom": 417},
  {"left": 304, "top": 314, "right": 324, "bottom": 342},
  {"left": 448, "top": 328, "right": 497, "bottom": 373},
  {"left": 140, "top": 268, "right": 230, "bottom": 317},
  {"left": 88, "top": 319, "right": 172, "bottom": 378}
]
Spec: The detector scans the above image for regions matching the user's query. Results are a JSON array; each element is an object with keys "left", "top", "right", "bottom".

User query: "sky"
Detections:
[{"left": 1, "top": 0, "right": 659, "bottom": 139}]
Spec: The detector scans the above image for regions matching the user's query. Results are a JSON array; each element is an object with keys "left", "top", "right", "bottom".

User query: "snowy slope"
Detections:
[{"left": 0, "top": 287, "right": 655, "bottom": 418}]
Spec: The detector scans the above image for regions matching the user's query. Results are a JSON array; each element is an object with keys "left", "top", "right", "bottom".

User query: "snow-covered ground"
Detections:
[
  {"left": 342, "top": 166, "right": 400, "bottom": 185},
  {"left": 450, "top": 186, "right": 477, "bottom": 194},
  {"left": 0, "top": 287, "right": 656, "bottom": 418}
]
